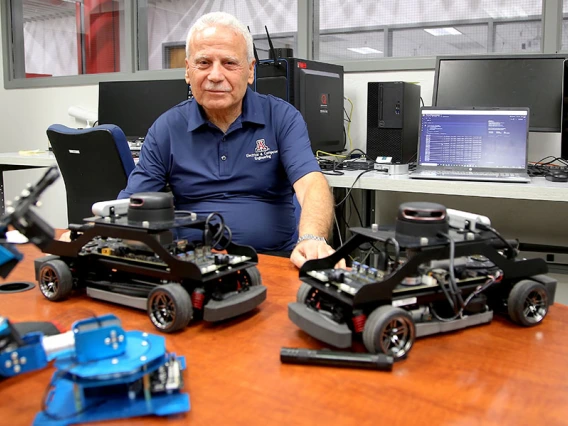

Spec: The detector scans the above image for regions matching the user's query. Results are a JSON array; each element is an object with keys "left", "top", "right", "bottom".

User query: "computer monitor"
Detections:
[
  {"left": 432, "top": 54, "right": 567, "bottom": 133},
  {"left": 98, "top": 79, "right": 190, "bottom": 139}
]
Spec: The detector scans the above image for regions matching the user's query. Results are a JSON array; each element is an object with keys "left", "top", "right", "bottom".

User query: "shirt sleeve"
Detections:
[
  {"left": 274, "top": 102, "right": 321, "bottom": 185},
  {"left": 117, "top": 128, "right": 169, "bottom": 199}
]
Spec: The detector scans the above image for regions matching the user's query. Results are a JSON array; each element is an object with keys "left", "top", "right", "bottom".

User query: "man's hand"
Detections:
[
  {"left": 290, "top": 240, "right": 345, "bottom": 269},
  {"left": 59, "top": 231, "right": 71, "bottom": 242}
]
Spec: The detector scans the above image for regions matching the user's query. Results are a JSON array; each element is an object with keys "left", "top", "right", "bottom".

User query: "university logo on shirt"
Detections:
[
  {"left": 255, "top": 139, "right": 269, "bottom": 152},
  {"left": 246, "top": 138, "right": 278, "bottom": 161}
]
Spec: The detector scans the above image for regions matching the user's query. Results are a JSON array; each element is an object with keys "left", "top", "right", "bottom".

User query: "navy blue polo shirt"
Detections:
[{"left": 118, "top": 88, "right": 321, "bottom": 252}]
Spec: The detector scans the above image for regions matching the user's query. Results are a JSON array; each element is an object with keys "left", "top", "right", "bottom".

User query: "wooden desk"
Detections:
[{"left": 1, "top": 243, "right": 568, "bottom": 425}]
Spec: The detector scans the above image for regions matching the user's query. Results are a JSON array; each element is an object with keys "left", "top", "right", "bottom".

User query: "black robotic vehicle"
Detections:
[
  {"left": 33, "top": 192, "right": 266, "bottom": 333},
  {"left": 289, "top": 202, "right": 556, "bottom": 359}
]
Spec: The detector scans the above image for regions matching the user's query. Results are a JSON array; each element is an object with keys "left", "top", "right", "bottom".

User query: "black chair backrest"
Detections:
[{"left": 46, "top": 124, "right": 135, "bottom": 225}]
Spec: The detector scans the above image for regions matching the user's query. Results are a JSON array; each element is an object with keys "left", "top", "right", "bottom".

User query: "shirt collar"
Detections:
[
  {"left": 186, "top": 87, "right": 266, "bottom": 132},
  {"left": 240, "top": 87, "right": 266, "bottom": 126}
]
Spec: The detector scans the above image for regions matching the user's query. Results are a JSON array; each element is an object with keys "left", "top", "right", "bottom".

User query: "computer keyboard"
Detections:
[
  {"left": 424, "top": 171, "right": 521, "bottom": 178},
  {"left": 127, "top": 137, "right": 144, "bottom": 159},
  {"left": 128, "top": 138, "right": 144, "bottom": 150}
]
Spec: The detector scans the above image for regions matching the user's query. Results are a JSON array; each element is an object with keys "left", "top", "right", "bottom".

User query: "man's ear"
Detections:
[
  {"left": 184, "top": 58, "right": 191, "bottom": 85},
  {"left": 248, "top": 59, "right": 256, "bottom": 85}
]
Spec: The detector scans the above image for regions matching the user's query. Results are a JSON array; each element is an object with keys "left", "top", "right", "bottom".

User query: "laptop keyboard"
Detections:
[
  {"left": 428, "top": 171, "right": 522, "bottom": 177},
  {"left": 413, "top": 170, "right": 530, "bottom": 181}
]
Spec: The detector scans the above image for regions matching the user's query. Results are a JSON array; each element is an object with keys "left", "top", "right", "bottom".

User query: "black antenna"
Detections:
[
  {"left": 247, "top": 26, "right": 260, "bottom": 63},
  {"left": 265, "top": 25, "right": 278, "bottom": 65}
]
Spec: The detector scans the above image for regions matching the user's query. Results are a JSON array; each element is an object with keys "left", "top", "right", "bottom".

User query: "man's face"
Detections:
[{"left": 185, "top": 26, "right": 255, "bottom": 114}]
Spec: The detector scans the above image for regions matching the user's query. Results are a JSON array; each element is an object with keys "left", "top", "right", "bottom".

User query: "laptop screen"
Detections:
[{"left": 418, "top": 108, "right": 529, "bottom": 170}]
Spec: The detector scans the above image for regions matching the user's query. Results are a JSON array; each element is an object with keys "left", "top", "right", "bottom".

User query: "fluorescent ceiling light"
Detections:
[
  {"left": 424, "top": 27, "right": 462, "bottom": 36},
  {"left": 347, "top": 47, "right": 382, "bottom": 54}
]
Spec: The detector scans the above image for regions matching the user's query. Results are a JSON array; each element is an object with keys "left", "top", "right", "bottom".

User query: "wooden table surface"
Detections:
[{"left": 1, "top": 242, "right": 568, "bottom": 426}]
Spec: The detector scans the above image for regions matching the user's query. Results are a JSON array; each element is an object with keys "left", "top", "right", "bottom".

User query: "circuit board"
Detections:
[
  {"left": 306, "top": 262, "right": 385, "bottom": 296},
  {"left": 78, "top": 237, "right": 251, "bottom": 275},
  {"left": 306, "top": 256, "right": 497, "bottom": 296}
]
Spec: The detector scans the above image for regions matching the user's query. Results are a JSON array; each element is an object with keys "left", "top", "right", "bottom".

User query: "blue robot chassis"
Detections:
[
  {"left": 289, "top": 203, "right": 557, "bottom": 359},
  {"left": 1, "top": 314, "right": 190, "bottom": 425}
]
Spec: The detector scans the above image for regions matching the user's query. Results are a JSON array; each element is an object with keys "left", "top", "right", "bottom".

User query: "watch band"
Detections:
[{"left": 297, "top": 234, "right": 327, "bottom": 244}]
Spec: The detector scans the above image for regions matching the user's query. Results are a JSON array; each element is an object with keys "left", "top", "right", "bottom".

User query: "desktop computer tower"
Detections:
[
  {"left": 255, "top": 58, "right": 344, "bottom": 154},
  {"left": 366, "top": 82, "right": 421, "bottom": 163}
]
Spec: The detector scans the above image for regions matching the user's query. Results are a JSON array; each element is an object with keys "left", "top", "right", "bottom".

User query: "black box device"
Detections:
[{"left": 255, "top": 56, "right": 345, "bottom": 154}]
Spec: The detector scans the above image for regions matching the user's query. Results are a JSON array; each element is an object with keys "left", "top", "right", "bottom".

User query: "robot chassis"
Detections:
[
  {"left": 33, "top": 192, "right": 267, "bottom": 333},
  {"left": 289, "top": 202, "right": 557, "bottom": 360}
]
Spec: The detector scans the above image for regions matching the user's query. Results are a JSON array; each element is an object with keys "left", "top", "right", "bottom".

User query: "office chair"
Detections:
[{"left": 46, "top": 124, "right": 135, "bottom": 225}]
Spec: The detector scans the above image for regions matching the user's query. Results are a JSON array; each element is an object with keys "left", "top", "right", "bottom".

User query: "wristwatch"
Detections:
[{"left": 297, "top": 234, "right": 327, "bottom": 244}]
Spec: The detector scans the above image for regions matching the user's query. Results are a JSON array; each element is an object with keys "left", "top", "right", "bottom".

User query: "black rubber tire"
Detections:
[
  {"left": 147, "top": 283, "right": 193, "bottom": 333},
  {"left": 38, "top": 259, "right": 73, "bottom": 301},
  {"left": 242, "top": 266, "right": 262, "bottom": 287},
  {"left": 296, "top": 283, "right": 313, "bottom": 304},
  {"left": 362, "top": 305, "right": 415, "bottom": 359},
  {"left": 508, "top": 280, "right": 550, "bottom": 327}
]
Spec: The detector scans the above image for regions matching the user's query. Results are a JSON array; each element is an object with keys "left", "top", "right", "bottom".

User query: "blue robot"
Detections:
[
  {"left": 0, "top": 167, "right": 190, "bottom": 424},
  {"left": 33, "top": 314, "right": 190, "bottom": 425}
]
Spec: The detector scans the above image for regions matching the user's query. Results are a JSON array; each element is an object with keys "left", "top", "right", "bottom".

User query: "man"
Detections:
[{"left": 118, "top": 12, "right": 335, "bottom": 269}]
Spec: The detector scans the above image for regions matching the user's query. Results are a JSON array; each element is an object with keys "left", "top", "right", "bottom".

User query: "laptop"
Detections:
[{"left": 410, "top": 107, "right": 531, "bottom": 183}]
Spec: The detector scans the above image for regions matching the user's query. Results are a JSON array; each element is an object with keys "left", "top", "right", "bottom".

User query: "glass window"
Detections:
[
  {"left": 494, "top": 20, "right": 541, "bottom": 52},
  {"left": 140, "top": 0, "right": 298, "bottom": 70},
  {"left": 391, "top": 24, "right": 488, "bottom": 58},
  {"left": 318, "top": 31, "right": 385, "bottom": 62},
  {"left": 252, "top": 34, "right": 297, "bottom": 61},
  {"left": 10, "top": 0, "right": 126, "bottom": 79},
  {"left": 562, "top": 0, "right": 568, "bottom": 51},
  {"left": 317, "top": 0, "right": 543, "bottom": 60}
]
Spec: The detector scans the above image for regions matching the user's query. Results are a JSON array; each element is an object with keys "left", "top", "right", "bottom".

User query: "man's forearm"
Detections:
[{"left": 297, "top": 176, "right": 334, "bottom": 239}]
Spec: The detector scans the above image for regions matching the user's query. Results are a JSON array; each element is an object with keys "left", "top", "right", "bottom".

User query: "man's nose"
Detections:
[{"left": 208, "top": 62, "right": 225, "bottom": 82}]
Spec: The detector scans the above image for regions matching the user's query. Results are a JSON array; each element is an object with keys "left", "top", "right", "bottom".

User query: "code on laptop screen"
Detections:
[{"left": 418, "top": 109, "right": 528, "bottom": 169}]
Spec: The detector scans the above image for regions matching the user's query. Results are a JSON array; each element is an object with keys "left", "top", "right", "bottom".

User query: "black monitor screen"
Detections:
[
  {"left": 433, "top": 55, "right": 566, "bottom": 132},
  {"left": 98, "top": 79, "right": 190, "bottom": 138}
]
